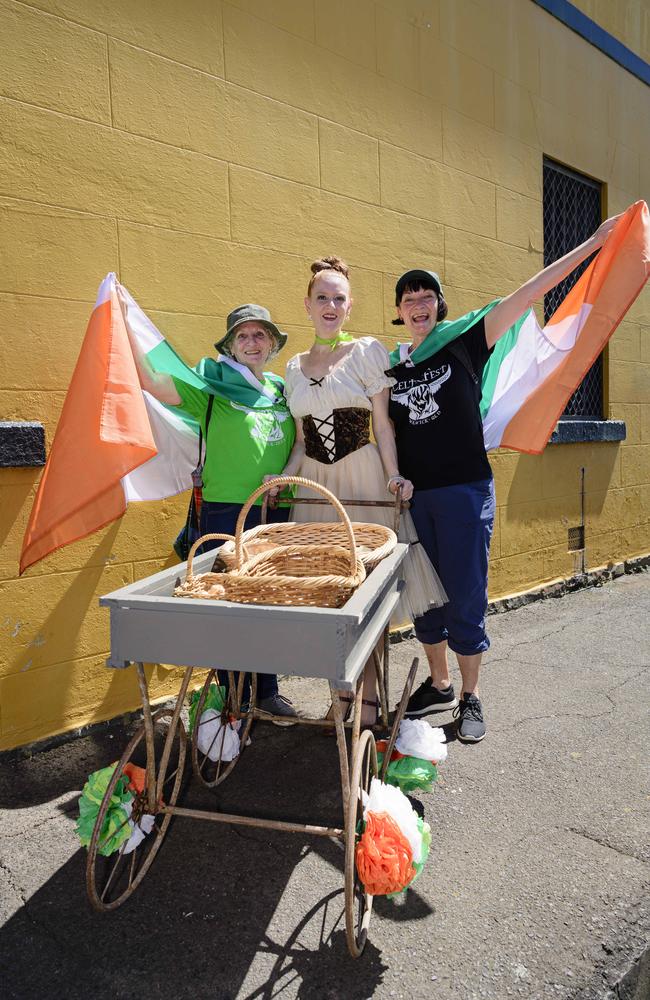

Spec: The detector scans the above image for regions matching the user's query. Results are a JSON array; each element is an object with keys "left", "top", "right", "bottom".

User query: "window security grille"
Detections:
[{"left": 543, "top": 159, "right": 603, "bottom": 419}]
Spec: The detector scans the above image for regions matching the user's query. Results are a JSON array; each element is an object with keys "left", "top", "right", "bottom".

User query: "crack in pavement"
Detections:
[{"left": 566, "top": 826, "right": 650, "bottom": 866}]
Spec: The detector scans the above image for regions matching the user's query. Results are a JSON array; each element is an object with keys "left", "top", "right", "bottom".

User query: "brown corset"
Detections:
[{"left": 302, "top": 408, "right": 370, "bottom": 465}]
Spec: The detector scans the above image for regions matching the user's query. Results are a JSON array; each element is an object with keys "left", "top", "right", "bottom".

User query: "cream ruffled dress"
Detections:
[{"left": 284, "top": 337, "right": 447, "bottom": 628}]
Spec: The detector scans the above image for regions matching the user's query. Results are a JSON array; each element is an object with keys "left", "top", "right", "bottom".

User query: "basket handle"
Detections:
[
  {"left": 234, "top": 476, "right": 358, "bottom": 575},
  {"left": 186, "top": 533, "right": 244, "bottom": 579}
]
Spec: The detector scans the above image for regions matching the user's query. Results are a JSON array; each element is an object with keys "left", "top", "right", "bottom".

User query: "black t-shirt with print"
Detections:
[{"left": 388, "top": 318, "right": 493, "bottom": 490}]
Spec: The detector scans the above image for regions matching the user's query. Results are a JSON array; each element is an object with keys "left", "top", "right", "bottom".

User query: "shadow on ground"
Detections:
[{"left": 0, "top": 716, "right": 438, "bottom": 999}]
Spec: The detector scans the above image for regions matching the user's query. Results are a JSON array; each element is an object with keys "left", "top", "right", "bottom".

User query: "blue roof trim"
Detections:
[{"left": 532, "top": 0, "right": 650, "bottom": 86}]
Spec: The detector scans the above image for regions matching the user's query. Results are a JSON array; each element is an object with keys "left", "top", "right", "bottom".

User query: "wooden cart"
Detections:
[{"left": 87, "top": 519, "right": 419, "bottom": 958}]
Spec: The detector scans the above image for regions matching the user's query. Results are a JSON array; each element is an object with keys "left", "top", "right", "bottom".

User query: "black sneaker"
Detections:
[
  {"left": 454, "top": 693, "right": 486, "bottom": 743},
  {"left": 256, "top": 692, "right": 299, "bottom": 727},
  {"left": 404, "top": 677, "right": 459, "bottom": 718}
]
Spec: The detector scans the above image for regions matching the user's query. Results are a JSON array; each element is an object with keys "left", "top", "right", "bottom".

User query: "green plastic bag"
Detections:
[
  {"left": 377, "top": 752, "right": 439, "bottom": 794},
  {"left": 75, "top": 764, "right": 134, "bottom": 856},
  {"left": 188, "top": 682, "right": 226, "bottom": 735}
]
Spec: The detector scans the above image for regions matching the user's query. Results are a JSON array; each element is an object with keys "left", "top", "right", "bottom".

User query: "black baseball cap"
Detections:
[{"left": 394, "top": 269, "right": 443, "bottom": 306}]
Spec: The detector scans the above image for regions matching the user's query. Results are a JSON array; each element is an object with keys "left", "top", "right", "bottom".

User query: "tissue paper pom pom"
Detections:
[
  {"left": 364, "top": 778, "right": 423, "bottom": 863},
  {"left": 196, "top": 709, "right": 240, "bottom": 762},
  {"left": 395, "top": 718, "right": 447, "bottom": 763},
  {"left": 387, "top": 817, "right": 432, "bottom": 898},
  {"left": 188, "top": 683, "right": 226, "bottom": 735},
  {"left": 378, "top": 753, "right": 438, "bottom": 794},
  {"left": 355, "top": 812, "right": 415, "bottom": 895},
  {"left": 75, "top": 764, "right": 133, "bottom": 856}
]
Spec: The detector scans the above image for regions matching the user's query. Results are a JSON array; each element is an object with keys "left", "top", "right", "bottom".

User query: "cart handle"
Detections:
[
  {"left": 186, "top": 533, "right": 251, "bottom": 580},
  {"left": 234, "top": 476, "right": 358, "bottom": 576}
]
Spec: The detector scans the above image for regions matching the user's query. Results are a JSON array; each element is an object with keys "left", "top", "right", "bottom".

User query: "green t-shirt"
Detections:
[{"left": 171, "top": 376, "right": 295, "bottom": 504}]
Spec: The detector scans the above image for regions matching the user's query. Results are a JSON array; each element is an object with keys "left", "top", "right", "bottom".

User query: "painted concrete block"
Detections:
[
  {"left": 25, "top": 0, "right": 224, "bottom": 76},
  {"left": 0, "top": 103, "right": 230, "bottom": 238},
  {"left": 0, "top": 204, "right": 118, "bottom": 300},
  {"left": 0, "top": 295, "right": 92, "bottom": 392},
  {"left": 499, "top": 494, "right": 581, "bottom": 558},
  {"left": 0, "top": 564, "right": 132, "bottom": 679},
  {"left": 380, "top": 143, "right": 496, "bottom": 237},
  {"left": 320, "top": 121, "right": 380, "bottom": 204},
  {"left": 534, "top": 97, "right": 609, "bottom": 189},
  {"left": 494, "top": 75, "right": 541, "bottom": 149},
  {"left": 0, "top": 0, "right": 110, "bottom": 123},
  {"left": 420, "top": 33, "right": 494, "bottom": 127},
  {"left": 488, "top": 549, "right": 546, "bottom": 599},
  {"left": 376, "top": 5, "right": 421, "bottom": 93},
  {"left": 609, "top": 361, "right": 650, "bottom": 404},
  {"left": 223, "top": 4, "right": 442, "bottom": 161},
  {"left": 609, "top": 403, "right": 641, "bottom": 444},
  {"left": 621, "top": 445, "right": 650, "bottom": 487},
  {"left": 110, "top": 41, "right": 320, "bottom": 185},
  {"left": 315, "top": 0, "right": 376, "bottom": 71},
  {"left": 0, "top": 654, "right": 181, "bottom": 748},
  {"left": 619, "top": 521, "right": 650, "bottom": 558},
  {"left": 230, "top": 166, "right": 444, "bottom": 273},
  {"left": 226, "top": 0, "right": 315, "bottom": 41},
  {"left": 496, "top": 189, "right": 543, "bottom": 251},
  {"left": 439, "top": 0, "right": 540, "bottom": 94},
  {"left": 609, "top": 322, "right": 641, "bottom": 362},
  {"left": 445, "top": 228, "right": 541, "bottom": 296},
  {"left": 443, "top": 109, "right": 541, "bottom": 199},
  {"left": 490, "top": 451, "right": 544, "bottom": 506},
  {"left": 541, "top": 442, "right": 622, "bottom": 499}
]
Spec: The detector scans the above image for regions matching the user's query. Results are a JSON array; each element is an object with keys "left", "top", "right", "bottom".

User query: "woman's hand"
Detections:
[
  {"left": 591, "top": 213, "right": 622, "bottom": 249},
  {"left": 262, "top": 474, "right": 283, "bottom": 500},
  {"left": 387, "top": 475, "right": 414, "bottom": 501}
]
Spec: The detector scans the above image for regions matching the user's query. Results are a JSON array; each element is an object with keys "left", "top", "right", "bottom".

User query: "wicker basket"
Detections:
[
  {"left": 174, "top": 476, "right": 366, "bottom": 609},
  {"left": 236, "top": 519, "right": 397, "bottom": 571}
]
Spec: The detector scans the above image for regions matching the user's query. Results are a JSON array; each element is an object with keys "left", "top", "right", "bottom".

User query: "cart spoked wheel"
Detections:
[
  {"left": 344, "top": 727, "right": 378, "bottom": 958},
  {"left": 86, "top": 708, "right": 186, "bottom": 912},
  {"left": 190, "top": 670, "right": 256, "bottom": 789}
]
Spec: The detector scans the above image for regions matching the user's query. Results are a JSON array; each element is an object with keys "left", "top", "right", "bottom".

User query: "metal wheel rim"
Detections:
[
  {"left": 190, "top": 671, "right": 256, "bottom": 789},
  {"left": 344, "top": 728, "right": 377, "bottom": 958},
  {"left": 86, "top": 708, "right": 186, "bottom": 912}
]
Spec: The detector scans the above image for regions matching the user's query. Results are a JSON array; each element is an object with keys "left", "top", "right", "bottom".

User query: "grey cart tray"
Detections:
[{"left": 100, "top": 543, "right": 408, "bottom": 690}]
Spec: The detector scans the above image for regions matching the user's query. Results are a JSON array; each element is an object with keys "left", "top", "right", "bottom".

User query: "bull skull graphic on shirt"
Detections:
[{"left": 392, "top": 364, "right": 452, "bottom": 424}]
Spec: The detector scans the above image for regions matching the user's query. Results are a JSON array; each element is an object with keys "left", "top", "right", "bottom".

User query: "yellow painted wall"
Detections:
[{"left": 1, "top": 0, "right": 649, "bottom": 749}]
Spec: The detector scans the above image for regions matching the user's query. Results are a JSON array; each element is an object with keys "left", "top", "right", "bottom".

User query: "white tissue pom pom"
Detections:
[
  {"left": 196, "top": 708, "right": 240, "bottom": 762},
  {"left": 364, "top": 777, "right": 423, "bottom": 863},
  {"left": 121, "top": 806, "right": 156, "bottom": 855},
  {"left": 396, "top": 718, "right": 447, "bottom": 762}
]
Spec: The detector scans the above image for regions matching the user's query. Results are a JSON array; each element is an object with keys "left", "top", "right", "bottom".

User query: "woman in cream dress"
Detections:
[{"left": 269, "top": 257, "right": 446, "bottom": 720}]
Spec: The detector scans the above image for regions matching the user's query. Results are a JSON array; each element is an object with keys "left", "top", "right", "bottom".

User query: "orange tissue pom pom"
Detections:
[{"left": 355, "top": 811, "right": 415, "bottom": 896}]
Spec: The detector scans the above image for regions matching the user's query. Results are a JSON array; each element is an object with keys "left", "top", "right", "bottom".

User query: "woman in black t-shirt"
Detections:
[{"left": 388, "top": 214, "right": 619, "bottom": 744}]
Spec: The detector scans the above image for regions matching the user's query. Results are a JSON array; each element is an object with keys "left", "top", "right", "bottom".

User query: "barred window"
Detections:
[{"left": 543, "top": 158, "right": 603, "bottom": 419}]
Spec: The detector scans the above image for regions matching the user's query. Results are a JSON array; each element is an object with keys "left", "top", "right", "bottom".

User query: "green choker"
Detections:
[{"left": 313, "top": 331, "right": 355, "bottom": 352}]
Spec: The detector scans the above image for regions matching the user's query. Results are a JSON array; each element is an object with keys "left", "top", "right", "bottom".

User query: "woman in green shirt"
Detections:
[{"left": 125, "top": 302, "right": 298, "bottom": 723}]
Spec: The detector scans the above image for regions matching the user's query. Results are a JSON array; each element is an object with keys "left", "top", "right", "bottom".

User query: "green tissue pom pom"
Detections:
[
  {"left": 377, "top": 752, "right": 438, "bottom": 793},
  {"left": 75, "top": 764, "right": 134, "bottom": 856},
  {"left": 188, "top": 683, "right": 227, "bottom": 735},
  {"left": 387, "top": 817, "right": 431, "bottom": 898}
]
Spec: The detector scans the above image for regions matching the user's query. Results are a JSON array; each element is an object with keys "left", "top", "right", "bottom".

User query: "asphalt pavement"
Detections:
[{"left": 1, "top": 571, "right": 648, "bottom": 1000}]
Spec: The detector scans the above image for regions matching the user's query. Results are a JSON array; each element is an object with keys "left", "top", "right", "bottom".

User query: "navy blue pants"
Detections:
[
  {"left": 409, "top": 479, "right": 495, "bottom": 656},
  {"left": 198, "top": 500, "right": 291, "bottom": 702}
]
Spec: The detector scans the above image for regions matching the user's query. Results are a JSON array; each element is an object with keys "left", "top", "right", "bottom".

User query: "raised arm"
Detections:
[
  {"left": 117, "top": 289, "right": 182, "bottom": 405},
  {"left": 484, "top": 214, "right": 621, "bottom": 349}
]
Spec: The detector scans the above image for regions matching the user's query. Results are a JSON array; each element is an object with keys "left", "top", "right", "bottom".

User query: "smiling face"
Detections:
[
  {"left": 397, "top": 285, "right": 439, "bottom": 342},
  {"left": 230, "top": 322, "right": 275, "bottom": 374},
  {"left": 305, "top": 271, "right": 352, "bottom": 340}
]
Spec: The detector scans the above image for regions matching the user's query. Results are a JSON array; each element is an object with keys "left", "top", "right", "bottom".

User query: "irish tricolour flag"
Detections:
[
  {"left": 19, "top": 202, "right": 649, "bottom": 574},
  {"left": 19, "top": 277, "right": 201, "bottom": 574},
  {"left": 482, "top": 200, "right": 649, "bottom": 452}
]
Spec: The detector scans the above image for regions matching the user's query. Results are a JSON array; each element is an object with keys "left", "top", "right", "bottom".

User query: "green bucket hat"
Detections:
[{"left": 215, "top": 304, "right": 288, "bottom": 357}]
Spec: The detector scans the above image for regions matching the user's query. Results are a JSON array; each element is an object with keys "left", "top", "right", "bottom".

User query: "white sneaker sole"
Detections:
[{"left": 404, "top": 698, "right": 459, "bottom": 718}]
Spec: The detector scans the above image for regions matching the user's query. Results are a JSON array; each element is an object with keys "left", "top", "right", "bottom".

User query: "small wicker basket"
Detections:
[
  {"left": 217, "top": 520, "right": 397, "bottom": 572},
  {"left": 175, "top": 476, "right": 367, "bottom": 609}
]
